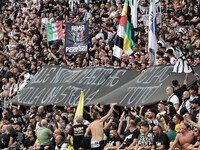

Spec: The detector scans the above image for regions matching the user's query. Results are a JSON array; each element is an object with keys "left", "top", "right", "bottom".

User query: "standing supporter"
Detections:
[
  {"left": 172, "top": 73, "right": 188, "bottom": 105},
  {"left": 166, "top": 86, "right": 180, "bottom": 111},
  {"left": 85, "top": 103, "right": 116, "bottom": 150},
  {"left": 37, "top": 119, "right": 53, "bottom": 150},
  {"left": 67, "top": 116, "right": 87, "bottom": 150}
]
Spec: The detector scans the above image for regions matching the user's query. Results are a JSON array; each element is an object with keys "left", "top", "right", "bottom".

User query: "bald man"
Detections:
[
  {"left": 55, "top": 135, "right": 68, "bottom": 150},
  {"left": 67, "top": 115, "right": 87, "bottom": 150},
  {"left": 37, "top": 119, "right": 53, "bottom": 150},
  {"left": 177, "top": 91, "right": 191, "bottom": 115}
]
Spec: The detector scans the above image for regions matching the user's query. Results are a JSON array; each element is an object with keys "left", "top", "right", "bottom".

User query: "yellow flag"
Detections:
[{"left": 74, "top": 90, "right": 84, "bottom": 125}]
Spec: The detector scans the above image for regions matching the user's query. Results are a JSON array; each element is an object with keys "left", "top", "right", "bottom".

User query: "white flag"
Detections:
[
  {"left": 148, "top": 0, "right": 157, "bottom": 62},
  {"left": 172, "top": 47, "right": 193, "bottom": 73},
  {"left": 130, "top": 0, "right": 138, "bottom": 28}
]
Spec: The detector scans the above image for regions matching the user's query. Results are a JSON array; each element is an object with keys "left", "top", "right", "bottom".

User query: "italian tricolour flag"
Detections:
[{"left": 46, "top": 21, "right": 63, "bottom": 42}]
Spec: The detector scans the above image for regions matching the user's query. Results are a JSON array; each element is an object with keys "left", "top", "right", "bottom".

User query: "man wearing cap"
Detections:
[{"left": 190, "top": 98, "right": 200, "bottom": 126}]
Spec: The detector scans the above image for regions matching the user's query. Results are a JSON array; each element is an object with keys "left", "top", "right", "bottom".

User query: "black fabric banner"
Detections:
[
  {"left": 11, "top": 65, "right": 200, "bottom": 107},
  {"left": 65, "top": 21, "right": 89, "bottom": 55}
]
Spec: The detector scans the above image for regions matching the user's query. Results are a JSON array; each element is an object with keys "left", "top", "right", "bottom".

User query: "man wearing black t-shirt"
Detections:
[
  {"left": 152, "top": 125, "right": 170, "bottom": 150},
  {"left": 0, "top": 125, "right": 10, "bottom": 149},
  {"left": 13, "top": 122, "right": 25, "bottom": 145},
  {"left": 118, "top": 120, "right": 140, "bottom": 149},
  {"left": 172, "top": 73, "right": 188, "bottom": 105},
  {"left": 67, "top": 115, "right": 87, "bottom": 150},
  {"left": 104, "top": 129, "right": 121, "bottom": 149}
]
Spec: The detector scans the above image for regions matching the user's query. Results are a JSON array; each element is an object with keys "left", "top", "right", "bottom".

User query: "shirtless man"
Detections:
[
  {"left": 85, "top": 103, "right": 117, "bottom": 150},
  {"left": 169, "top": 121, "right": 194, "bottom": 150}
]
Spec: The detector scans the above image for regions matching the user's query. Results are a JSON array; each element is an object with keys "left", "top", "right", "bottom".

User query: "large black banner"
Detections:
[
  {"left": 11, "top": 65, "right": 200, "bottom": 107},
  {"left": 65, "top": 21, "right": 89, "bottom": 55}
]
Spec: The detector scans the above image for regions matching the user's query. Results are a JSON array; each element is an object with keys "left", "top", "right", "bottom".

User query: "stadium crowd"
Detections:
[{"left": 0, "top": 0, "right": 200, "bottom": 150}]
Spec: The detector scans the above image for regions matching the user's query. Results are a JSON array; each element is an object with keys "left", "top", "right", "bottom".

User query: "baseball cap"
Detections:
[{"left": 30, "top": 105, "right": 36, "bottom": 109}]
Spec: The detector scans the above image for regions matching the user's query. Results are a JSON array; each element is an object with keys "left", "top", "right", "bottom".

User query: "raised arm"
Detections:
[
  {"left": 101, "top": 103, "right": 117, "bottom": 122},
  {"left": 117, "top": 111, "right": 125, "bottom": 135},
  {"left": 184, "top": 113, "right": 200, "bottom": 130}
]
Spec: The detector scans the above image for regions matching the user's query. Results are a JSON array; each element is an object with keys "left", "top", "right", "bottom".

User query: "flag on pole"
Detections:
[
  {"left": 113, "top": 0, "right": 136, "bottom": 59},
  {"left": 46, "top": 21, "right": 63, "bottom": 42},
  {"left": 172, "top": 47, "right": 194, "bottom": 73},
  {"left": 74, "top": 90, "right": 84, "bottom": 125},
  {"left": 148, "top": 0, "right": 157, "bottom": 62}
]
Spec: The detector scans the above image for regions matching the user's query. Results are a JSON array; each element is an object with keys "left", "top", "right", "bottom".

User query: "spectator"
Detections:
[
  {"left": 166, "top": 121, "right": 177, "bottom": 142},
  {"left": 67, "top": 115, "right": 87, "bottom": 150},
  {"left": 55, "top": 135, "right": 67, "bottom": 150},
  {"left": 152, "top": 125, "right": 170, "bottom": 149},
  {"left": 173, "top": 114, "right": 183, "bottom": 132},
  {"left": 85, "top": 103, "right": 116, "bottom": 150},
  {"left": 169, "top": 121, "right": 194, "bottom": 150},
  {"left": 166, "top": 86, "right": 180, "bottom": 111},
  {"left": 37, "top": 119, "right": 53, "bottom": 150},
  {"left": 118, "top": 120, "right": 140, "bottom": 149},
  {"left": 23, "top": 130, "right": 36, "bottom": 149},
  {"left": 172, "top": 73, "right": 188, "bottom": 105},
  {"left": 134, "top": 122, "right": 154, "bottom": 150},
  {"left": 104, "top": 129, "right": 121, "bottom": 150}
]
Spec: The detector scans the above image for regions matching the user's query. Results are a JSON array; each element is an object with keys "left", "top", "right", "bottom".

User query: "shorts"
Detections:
[{"left": 90, "top": 140, "right": 104, "bottom": 150}]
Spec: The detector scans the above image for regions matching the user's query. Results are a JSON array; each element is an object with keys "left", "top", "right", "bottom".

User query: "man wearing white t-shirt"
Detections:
[{"left": 166, "top": 86, "right": 179, "bottom": 111}]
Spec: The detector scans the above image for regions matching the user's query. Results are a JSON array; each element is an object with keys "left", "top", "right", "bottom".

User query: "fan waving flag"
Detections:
[
  {"left": 173, "top": 46, "right": 194, "bottom": 73},
  {"left": 113, "top": 0, "right": 136, "bottom": 59},
  {"left": 46, "top": 21, "right": 63, "bottom": 42},
  {"left": 148, "top": 0, "right": 157, "bottom": 62}
]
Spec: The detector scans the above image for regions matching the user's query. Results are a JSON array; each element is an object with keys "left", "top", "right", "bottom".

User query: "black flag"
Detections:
[{"left": 65, "top": 21, "right": 89, "bottom": 55}]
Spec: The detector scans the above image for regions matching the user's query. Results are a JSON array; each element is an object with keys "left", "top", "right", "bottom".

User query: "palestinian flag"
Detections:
[
  {"left": 46, "top": 21, "right": 63, "bottom": 42},
  {"left": 113, "top": 0, "right": 136, "bottom": 59}
]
